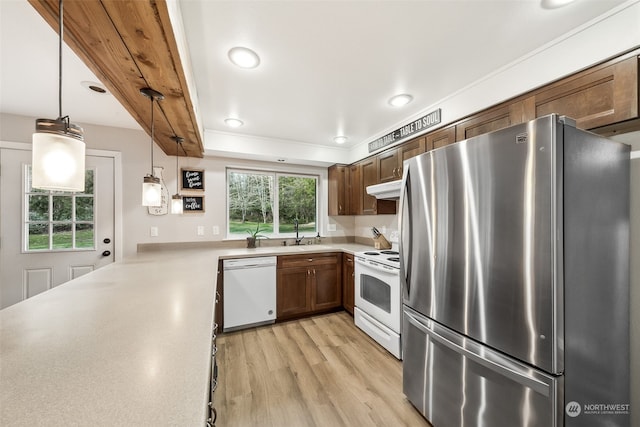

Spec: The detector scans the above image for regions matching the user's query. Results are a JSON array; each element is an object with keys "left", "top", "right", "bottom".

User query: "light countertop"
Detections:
[{"left": 0, "top": 242, "right": 371, "bottom": 426}]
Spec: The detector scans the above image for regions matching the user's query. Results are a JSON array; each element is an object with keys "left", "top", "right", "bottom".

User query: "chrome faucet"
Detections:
[{"left": 294, "top": 219, "right": 304, "bottom": 245}]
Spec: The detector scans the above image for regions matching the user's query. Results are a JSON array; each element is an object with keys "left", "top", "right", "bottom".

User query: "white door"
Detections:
[{"left": 0, "top": 147, "right": 115, "bottom": 309}]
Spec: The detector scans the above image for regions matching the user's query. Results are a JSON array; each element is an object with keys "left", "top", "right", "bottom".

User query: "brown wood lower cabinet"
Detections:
[
  {"left": 342, "top": 253, "right": 355, "bottom": 315},
  {"left": 277, "top": 253, "right": 342, "bottom": 320}
]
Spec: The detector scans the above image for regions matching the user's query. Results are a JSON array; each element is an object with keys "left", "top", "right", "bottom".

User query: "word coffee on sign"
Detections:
[
  {"left": 368, "top": 108, "right": 442, "bottom": 153},
  {"left": 181, "top": 169, "right": 204, "bottom": 190},
  {"left": 183, "top": 196, "right": 204, "bottom": 213}
]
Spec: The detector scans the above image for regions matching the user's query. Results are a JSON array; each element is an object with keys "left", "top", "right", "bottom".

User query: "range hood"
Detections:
[{"left": 366, "top": 180, "right": 402, "bottom": 200}]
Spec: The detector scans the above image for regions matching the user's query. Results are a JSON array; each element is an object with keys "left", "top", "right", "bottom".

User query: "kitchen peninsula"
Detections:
[{"left": 0, "top": 243, "right": 369, "bottom": 425}]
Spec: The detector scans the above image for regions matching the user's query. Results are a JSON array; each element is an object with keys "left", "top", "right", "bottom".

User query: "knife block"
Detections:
[{"left": 373, "top": 235, "right": 392, "bottom": 249}]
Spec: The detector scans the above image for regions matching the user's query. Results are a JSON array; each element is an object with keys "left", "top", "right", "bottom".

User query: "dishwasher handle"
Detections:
[{"left": 223, "top": 256, "right": 277, "bottom": 270}]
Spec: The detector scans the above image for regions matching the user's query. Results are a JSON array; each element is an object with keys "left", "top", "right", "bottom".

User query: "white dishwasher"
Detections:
[{"left": 223, "top": 256, "right": 277, "bottom": 332}]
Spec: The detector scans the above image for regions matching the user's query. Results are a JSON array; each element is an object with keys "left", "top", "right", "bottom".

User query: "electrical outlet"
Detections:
[
  {"left": 150, "top": 227, "right": 158, "bottom": 237},
  {"left": 197, "top": 226, "right": 205, "bottom": 236},
  {"left": 212, "top": 226, "right": 220, "bottom": 235},
  {"left": 327, "top": 223, "right": 337, "bottom": 232}
]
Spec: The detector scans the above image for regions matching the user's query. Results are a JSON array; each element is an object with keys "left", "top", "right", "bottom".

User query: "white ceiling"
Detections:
[{"left": 0, "top": 0, "right": 632, "bottom": 155}]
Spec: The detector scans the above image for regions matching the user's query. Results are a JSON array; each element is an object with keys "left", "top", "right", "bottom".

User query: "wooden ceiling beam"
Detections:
[{"left": 27, "top": 0, "right": 204, "bottom": 158}]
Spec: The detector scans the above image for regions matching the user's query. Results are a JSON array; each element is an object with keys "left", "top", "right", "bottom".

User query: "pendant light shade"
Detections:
[
  {"left": 170, "top": 136, "right": 184, "bottom": 215},
  {"left": 32, "top": 119, "right": 85, "bottom": 191},
  {"left": 140, "top": 87, "right": 164, "bottom": 207},
  {"left": 32, "top": 0, "right": 86, "bottom": 192},
  {"left": 171, "top": 194, "right": 183, "bottom": 214},
  {"left": 142, "top": 175, "right": 162, "bottom": 206}
]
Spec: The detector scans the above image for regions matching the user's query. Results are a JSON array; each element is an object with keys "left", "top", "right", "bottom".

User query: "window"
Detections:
[
  {"left": 227, "top": 169, "right": 317, "bottom": 237},
  {"left": 24, "top": 165, "right": 95, "bottom": 251}
]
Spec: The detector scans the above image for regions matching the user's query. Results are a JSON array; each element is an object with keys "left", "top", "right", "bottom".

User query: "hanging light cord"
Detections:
[
  {"left": 58, "top": 0, "right": 63, "bottom": 120},
  {"left": 175, "top": 140, "right": 181, "bottom": 193},
  {"left": 150, "top": 96, "right": 155, "bottom": 176},
  {"left": 57, "top": 0, "right": 70, "bottom": 130}
]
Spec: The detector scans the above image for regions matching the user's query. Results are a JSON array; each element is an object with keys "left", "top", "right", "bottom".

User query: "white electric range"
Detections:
[{"left": 354, "top": 240, "right": 402, "bottom": 359}]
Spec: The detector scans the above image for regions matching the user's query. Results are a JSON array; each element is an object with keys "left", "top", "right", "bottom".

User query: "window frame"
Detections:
[
  {"left": 22, "top": 164, "right": 97, "bottom": 253},
  {"left": 226, "top": 168, "right": 319, "bottom": 239}
]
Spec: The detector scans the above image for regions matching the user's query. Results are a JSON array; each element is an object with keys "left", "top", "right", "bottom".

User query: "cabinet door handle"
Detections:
[{"left": 313, "top": 269, "right": 316, "bottom": 276}]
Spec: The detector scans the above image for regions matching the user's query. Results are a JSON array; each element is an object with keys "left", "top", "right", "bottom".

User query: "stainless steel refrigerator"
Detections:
[{"left": 400, "top": 114, "right": 630, "bottom": 427}]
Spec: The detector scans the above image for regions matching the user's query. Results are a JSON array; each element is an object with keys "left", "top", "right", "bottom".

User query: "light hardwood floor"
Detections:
[{"left": 215, "top": 311, "right": 431, "bottom": 427}]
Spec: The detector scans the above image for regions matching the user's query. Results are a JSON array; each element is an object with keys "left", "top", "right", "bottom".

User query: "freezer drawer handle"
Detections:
[{"left": 405, "top": 310, "right": 551, "bottom": 397}]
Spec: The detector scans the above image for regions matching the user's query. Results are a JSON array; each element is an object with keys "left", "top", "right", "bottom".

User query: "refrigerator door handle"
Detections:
[
  {"left": 404, "top": 309, "right": 552, "bottom": 397},
  {"left": 400, "top": 167, "right": 412, "bottom": 299}
]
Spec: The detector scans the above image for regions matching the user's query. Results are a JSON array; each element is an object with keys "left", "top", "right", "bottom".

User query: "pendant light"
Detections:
[
  {"left": 140, "top": 87, "right": 164, "bottom": 207},
  {"left": 32, "top": 0, "right": 85, "bottom": 192},
  {"left": 171, "top": 136, "right": 184, "bottom": 215}
]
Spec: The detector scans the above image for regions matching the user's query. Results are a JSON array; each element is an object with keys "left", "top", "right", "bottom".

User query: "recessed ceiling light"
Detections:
[
  {"left": 228, "top": 47, "right": 260, "bottom": 69},
  {"left": 334, "top": 136, "right": 348, "bottom": 144},
  {"left": 81, "top": 81, "right": 108, "bottom": 94},
  {"left": 388, "top": 94, "right": 413, "bottom": 107},
  {"left": 224, "top": 118, "right": 244, "bottom": 128},
  {"left": 540, "top": 0, "right": 577, "bottom": 9}
]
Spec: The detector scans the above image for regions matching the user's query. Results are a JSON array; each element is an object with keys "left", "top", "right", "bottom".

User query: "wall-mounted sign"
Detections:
[
  {"left": 368, "top": 108, "right": 442, "bottom": 153},
  {"left": 183, "top": 196, "right": 204, "bottom": 213},
  {"left": 181, "top": 169, "right": 204, "bottom": 191}
]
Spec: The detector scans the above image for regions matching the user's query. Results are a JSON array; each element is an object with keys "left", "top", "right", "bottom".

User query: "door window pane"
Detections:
[
  {"left": 76, "top": 196, "right": 94, "bottom": 221},
  {"left": 24, "top": 165, "right": 96, "bottom": 251},
  {"left": 75, "top": 223, "right": 94, "bottom": 248},
  {"left": 52, "top": 224, "right": 73, "bottom": 249},
  {"left": 84, "top": 170, "right": 94, "bottom": 194},
  {"left": 28, "top": 223, "right": 49, "bottom": 250},
  {"left": 52, "top": 196, "right": 73, "bottom": 221},
  {"left": 28, "top": 195, "right": 49, "bottom": 221}
]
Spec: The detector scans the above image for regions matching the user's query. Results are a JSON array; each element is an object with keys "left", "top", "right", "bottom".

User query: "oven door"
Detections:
[{"left": 354, "top": 257, "right": 400, "bottom": 333}]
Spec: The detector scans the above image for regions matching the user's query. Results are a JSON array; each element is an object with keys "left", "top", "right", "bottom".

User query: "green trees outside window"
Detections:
[
  {"left": 25, "top": 166, "right": 95, "bottom": 251},
  {"left": 227, "top": 169, "right": 317, "bottom": 237}
]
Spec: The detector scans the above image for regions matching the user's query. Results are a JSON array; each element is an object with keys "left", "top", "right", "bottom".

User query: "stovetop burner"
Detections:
[
  {"left": 387, "top": 257, "right": 400, "bottom": 262},
  {"left": 380, "top": 250, "right": 399, "bottom": 255},
  {"left": 364, "top": 251, "right": 380, "bottom": 255}
]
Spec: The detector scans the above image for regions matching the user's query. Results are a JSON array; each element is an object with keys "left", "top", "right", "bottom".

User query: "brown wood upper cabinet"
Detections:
[
  {"left": 328, "top": 164, "right": 349, "bottom": 216},
  {"left": 534, "top": 55, "right": 638, "bottom": 131},
  {"left": 455, "top": 97, "right": 536, "bottom": 142},
  {"left": 378, "top": 136, "right": 427, "bottom": 183},
  {"left": 348, "top": 163, "right": 362, "bottom": 215},
  {"left": 328, "top": 163, "right": 362, "bottom": 216},
  {"left": 358, "top": 157, "right": 396, "bottom": 215},
  {"left": 427, "top": 125, "right": 456, "bottom": 149},
  {"left": 276, "top": 253, "right": 342, "bottom": 320}
]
